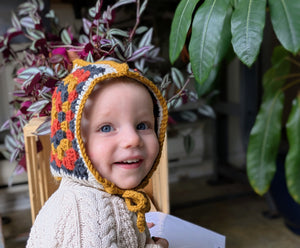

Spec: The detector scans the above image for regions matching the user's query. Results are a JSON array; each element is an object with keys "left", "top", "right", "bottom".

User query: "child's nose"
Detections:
[{"left": 121, "top": 127, "right": 142, "bottom": 148}]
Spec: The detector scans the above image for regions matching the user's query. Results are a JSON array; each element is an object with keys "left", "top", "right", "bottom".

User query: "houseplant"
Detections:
[
  {"left": 169, "top": 1, "right": 300, "bottom": 203},
  {"left": 0, "top": 0, "right": 195, "bottom": 174}
]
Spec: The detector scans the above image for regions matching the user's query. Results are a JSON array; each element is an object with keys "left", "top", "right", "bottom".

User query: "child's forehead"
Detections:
[
  {"left": 88, "top": 78, "right": 153, "bottom": 102},
  {"left": 83, "top": 79, "right": 155, "bottom": 116}
]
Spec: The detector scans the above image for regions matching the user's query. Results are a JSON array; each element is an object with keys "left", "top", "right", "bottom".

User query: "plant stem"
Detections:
[
  {"left": 129, "top": 0, "right": 141, "bottom": 42},
  {"left": 168, "top": 77, "right": 191, "bottom": 103},
  {"left": 50, "top": 44, "right": 85, "bottom": 49},
  {"left": 276, "top": 73, "right": 300, "bottom": 81},
  {"left": 287, "top": 57, "right": 300, "bottom": 68},
  {"left": 281, "top": 78, "right": 300, "bottom": 92}
]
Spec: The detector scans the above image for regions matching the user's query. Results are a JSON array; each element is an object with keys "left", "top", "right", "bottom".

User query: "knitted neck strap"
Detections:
[
  {"left": 103, "top": 183, "right": 150, "bottom": 232},
  {"left": 123, "top": 191, "right": 150, "bottom": 232}
]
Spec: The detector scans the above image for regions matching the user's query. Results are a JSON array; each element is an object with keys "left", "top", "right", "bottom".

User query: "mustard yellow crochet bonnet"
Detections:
[{"left": 50, "top": 59, "right": 168, "bottom": 232}]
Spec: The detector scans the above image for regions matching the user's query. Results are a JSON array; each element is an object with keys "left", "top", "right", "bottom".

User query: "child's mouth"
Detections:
[{"left": 114, "top": 159, "right": 142, "bottom": 169}]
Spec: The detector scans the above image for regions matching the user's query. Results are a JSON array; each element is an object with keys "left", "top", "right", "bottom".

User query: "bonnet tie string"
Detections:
[{"left": 122, "top": 190, "right": 151, "bottom": 233}]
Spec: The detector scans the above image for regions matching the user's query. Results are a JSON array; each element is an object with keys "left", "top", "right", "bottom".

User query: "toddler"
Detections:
[{"left": 26, "top": 60, "right": 169, "bottom": 247}]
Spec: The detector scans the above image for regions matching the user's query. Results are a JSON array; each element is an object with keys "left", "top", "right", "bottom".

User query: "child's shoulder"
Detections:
[
  {"left": 43, "top": 179, "right": 127, "bottom": 211},
  {"left": 50, "top": 178, "right": 112, "bottom": 204},
  {"left": 27, "top": 180, "right": 131, "bottom": 247},
  {"left": 31, "top": 179, "right": 125, "bottom": 231}
]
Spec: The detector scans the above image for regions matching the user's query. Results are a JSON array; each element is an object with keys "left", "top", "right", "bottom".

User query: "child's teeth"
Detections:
[{"left": 123, "top": 160, "right": 138, "bottom": 163}]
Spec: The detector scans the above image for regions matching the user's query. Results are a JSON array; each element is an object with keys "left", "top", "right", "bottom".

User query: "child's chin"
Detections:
[{"left": 116, "top": 181, "right": 140, "bottom": 190}]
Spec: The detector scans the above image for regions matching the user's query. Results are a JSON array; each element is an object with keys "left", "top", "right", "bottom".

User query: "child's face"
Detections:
[{"left": 84, "top": 80, "right": 159, "bottom": 189}]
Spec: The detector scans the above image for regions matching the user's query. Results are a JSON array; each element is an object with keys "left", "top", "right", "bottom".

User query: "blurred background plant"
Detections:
[
  {"left": 169, "top": 0, "right": 300, "bottom": 203},
  {"left": 0, "top": 0, "right": 203, "bottom": 175}
]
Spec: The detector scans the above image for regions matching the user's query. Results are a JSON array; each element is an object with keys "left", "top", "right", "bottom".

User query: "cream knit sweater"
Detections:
[{"left": 26, "top": 178, "right": 161, "bottom": 248}]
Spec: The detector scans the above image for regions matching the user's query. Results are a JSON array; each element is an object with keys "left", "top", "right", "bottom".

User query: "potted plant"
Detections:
[
  {"left": 169, "top": 0, "right": 300, "bottom": 230},
  {"left": 0, "top": 0, "right": 197, "bottom": 176}
]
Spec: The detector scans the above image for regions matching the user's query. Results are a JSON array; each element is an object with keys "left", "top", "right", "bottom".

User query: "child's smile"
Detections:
[
  {"left": 84, "top": 80, "right": 159, "bottom": 189},
  {"left": 114, "top": 158, "right": 144, "bottom": 169}
]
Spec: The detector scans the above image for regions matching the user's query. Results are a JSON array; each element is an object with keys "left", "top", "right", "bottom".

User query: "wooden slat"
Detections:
[
  {"left": 144, "top": 137, "right": 170, "bottom": 213},
  {"left": 24, "top": 117, "right": 59, "bottom": 224},
  {"left": 152, "top": 139, "right": 170, "bottom": 213}
]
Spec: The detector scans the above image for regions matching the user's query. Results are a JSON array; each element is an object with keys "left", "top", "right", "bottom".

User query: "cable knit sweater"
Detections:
[{"left": 26, "top": 178, "right": 161, "bottom": 248}]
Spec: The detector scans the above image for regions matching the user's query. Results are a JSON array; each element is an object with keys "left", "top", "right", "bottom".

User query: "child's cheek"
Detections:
[{"left": 87, "top": 152, "right": 95, "bottom": 160}]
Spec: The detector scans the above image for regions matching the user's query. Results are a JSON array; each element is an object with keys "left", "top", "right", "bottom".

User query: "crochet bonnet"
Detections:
[{"left": 50, "top": 59, "right": 168, "bottom": 232}]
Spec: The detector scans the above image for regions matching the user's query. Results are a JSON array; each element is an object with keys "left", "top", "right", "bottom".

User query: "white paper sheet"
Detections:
[{"left": 146, "top": 212, "right": 226, "bottom": 248}]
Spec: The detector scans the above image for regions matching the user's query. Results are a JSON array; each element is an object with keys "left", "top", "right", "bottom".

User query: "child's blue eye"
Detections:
[
  {"left": 137, "top": 122, "right": 148, "bottom": 130},
  {"left": 100, "top": 125, "right": 112, "bottom": 132}
]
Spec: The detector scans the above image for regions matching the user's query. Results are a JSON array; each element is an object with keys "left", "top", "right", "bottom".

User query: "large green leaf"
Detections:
[
  {"left": 195, "top": 6, "right": 232, "bottom": 96},
  {"left": 285, "top": 94, "right": 300, "bottom": 203},
  {"left": 263, "top": 46, "right": 290, "bottom": 99},
  {"left": 169, "top": 0, "right": 200, "bottom": 64},
  {"left": 246, "top": 85, "right": 284, "bottom": 195},
  {"left": 189, "top": 0, "right": 230, "bottom": 84},
  {"left": 246, "top": 48, "right": 290, "bottom": 195},
  {"left": 269, "top": 0, "right": 300, "bottom": 54},
  {"left": 231, "top": 0, "right": 266, "bottom": 66},
  {"left": 215, "top": 6, "right": 233, "bottom": 65}
]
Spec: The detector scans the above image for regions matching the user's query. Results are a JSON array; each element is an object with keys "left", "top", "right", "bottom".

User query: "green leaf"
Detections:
[
  {"left": 26, "top": 28, "right": 45, "bottom": 40},
  {"left": 184, "top": 134, "right": 195, "bottom": 154},
  {"left": 19, "top": 67, "right": 40, "bottom": 79},
  {"left": 269, "top": 0, "right": 300, "bottom": 54},
  {"left": 262, "top": 46, "right": 290, "bottom": 99},
  {"left": 139, "top": 0, "right": 148, "bottom": 16},
  {"left": 61, "top": 29, "right": 72, "bottom": 45},
  {"left": 39, "top": 66, "right": 54, "bottom": 76},
  {"left": 45, "top": 10, "right": 55, "bottom": 19},
  {"left": 11, "top": 12, "right": 21, "bottom": 31},
  {"left": 10, "top": 148, "right": 20, "bottom": 163},
  {"left": 20, "top": 17, "right": 35, "bottom": 29},
  {"left": 18, "top": 2, "right": 36, "bottom": 15},
  {"left": 180, "top": 110, "right": 198, "bottom": 122},
  {"left": 189, "top": 0, "right": 230, "bottom": 84},
  {"left": 86, "top": 51, "right": 94, "bottom": 63},
  {"left": 89, "top": 7, "right": 96, "bottom": 18},
  {"left": 111, "top": 0, "right": 136, "bottom": 10},
  {"left": 138, "top": 28, "right": 153, "bottom": 48},
  {"left": 171, "top": 67, "right": 184, "bottom": 89},
  {"left": 169, "top": 0, "right": 200, "bottom": 64},
  {"left": 79, "top": 34, "right": 89, "bottom": 44},
  {"left": 108, "top": 28, "right": 129, "bottom": 38},
  {"left": 127, "top": 46, "right": 153, "bottom": 62},
  {"left": 285, "top": 95, "right": 300, "bottom": 203},
  {"left": 197, "top": 104, "right": 216, "bottom": 118},
  {"left": 195, "top": 7, "right": 232, "bottom": 97},
  {"left": 246, "top": 49, "right": 290, "bottom": 196},
  {"left": 247, "top": 90, "right": 284, "bottom": 195},
  {"left": 124, "top": 43, "right": 133, "bottom": 58},
  {"left": 195, "top": 65, "right": 218, "bottom": 96},
  {"left": 136, "top": 26, "right": 148, "bottom": 34},
  {"left": 231, "top": 0, "right": 266, "bottom": 67},
  {"left": 35, "top": 117, "right": 51, "bottom": 136},
  {"left": 215, "top": 6, "right": 233, "bottom": 65},
  {"left": 36, "top": 0, "right": 45, "bottom": 11},
  {"left": 5, "top": 135, "right": 17, "bottom": 153},
  {"left": 111, "top": 37, "right": 125, "bottom": 52},
  {"left": 27, "top": 99, "right": 49, "bottom": 113}
]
